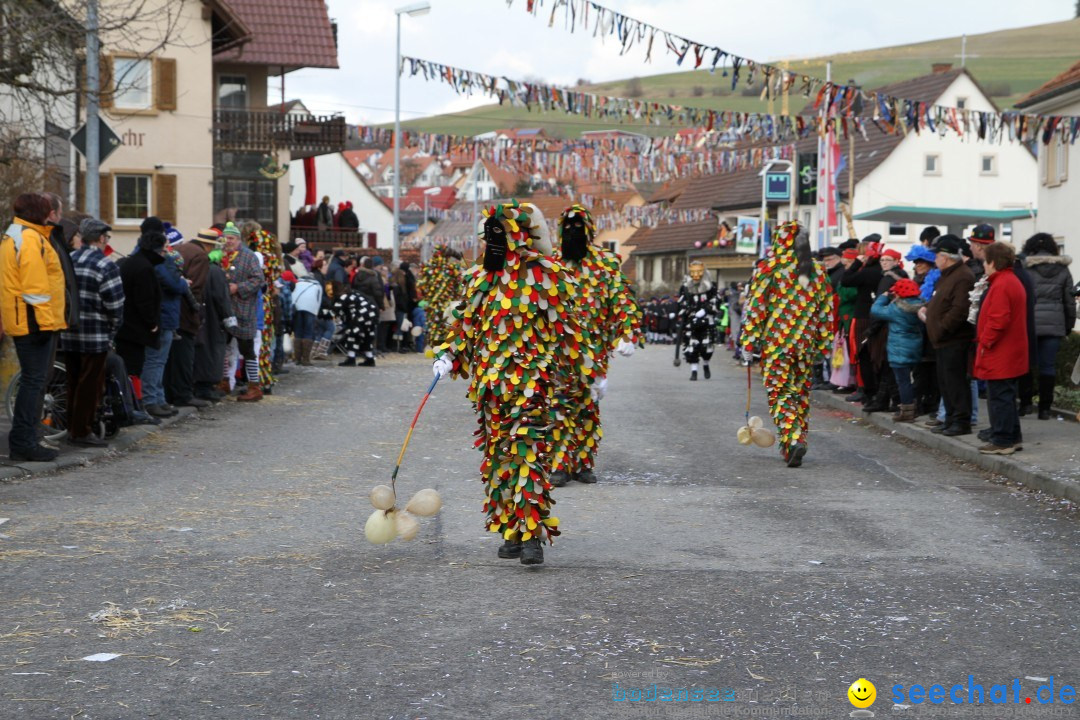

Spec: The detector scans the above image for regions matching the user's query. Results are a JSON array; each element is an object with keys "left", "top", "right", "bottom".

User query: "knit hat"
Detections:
[
  {"left": 371, "top": 255, "right": 384, "bottom": 267},
  {"left": 78, "top": 218, "right": 111, "bottom": 245},
  {"left": 140, "top": 216, "right": 165, "bottom": 235},
  {"left": 969, "top": 223, "right": 995, "bottom": 244},
  {"left": 194, "top": 228, "right": 223, "bottom": 247},
  {"left": 906, "top": 245, "right": 937, "bottom": 264},
  {"left": 842, "top": 249, "right": 859, "bottom": 260},
  {"left": 882, "top": 249, "right": 902, "bottom": 261},
  {"left": 891, "top": 278, "right": 921, "bottom": 298},
  {"left": 281, "top": 270, "right": 297, "bottom": 283},
  {"left": 281, "top": 240, "right": 298, "bottom": 254},
  {"left": 864, "top": 241, "right": 883, "bottom": 259},
  {"left": 222, "top": 222, "right": 241, "bottom": 238},
  {"left": 163, "top": 221, "right": 184, "bottom": 246}
]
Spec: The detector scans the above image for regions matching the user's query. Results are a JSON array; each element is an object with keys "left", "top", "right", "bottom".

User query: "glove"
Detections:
[
  {"left": 668, "top": 313, "right": 676, "bottom": 319},
  {"left": 223, "top": 316, "right": 238, "bottom": 330},
  {"left": 616, "top": 339, "right": 635, "bottom": 357},
  {"left": 590, "top": 376, "right": 608, "bottom": 402},
  {"left": 432, "top": 355, "right": 454, "bottom": 378},
  {"left": 694, "top": 309, "right": 706, "bottom": 319}
]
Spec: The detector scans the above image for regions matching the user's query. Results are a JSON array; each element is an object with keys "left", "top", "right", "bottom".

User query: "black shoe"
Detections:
[
  {"left": 862, "top": 401, "right": 889, "bottom": 413},
  {"left": 786, "top": 443, "right": 807, "bottom": 468},
  {"left": 497, "top": 539, "right": 522, "bottom": 559},
  {"left": 703, "top": 365, "right": 711, "bottom": 380},
  {"left": 67, "top": 434, "right": 108, "bottom": 448},
  {"left": 832, "top": 385, "right": 855, "bottom": 394},
  {"left": 930, "top": 423, "right": 950, "bottom": 434},
  {"left": 1019, "top": 404, "right": 1035, "bottom": 417},
  {"left": 520, "top": 538, "right": 544, "bottom": 565},
  {"left": 338, "top": 356, "right": 357, "bottom": 367},
  {"left": 575, "top": 469, "right": 597, "bottom": 484},
  {"left": 1038, "top": 409, "right": 1052, "bottom": 420},
  {"left": 176, "top": 397, "right": 211, "bottom": 409},
  {"left": 689, "top": 371, "right": 698, "bottom": 381},
  {"left": 10, "top": 444, "right": 59, "bottom": 462},
  {"left": 146, "top": 403, "right": 178, "bottom": 418},
  {"left": 811, "top": 382, "right": 832, "bottom": 391},
  {"left": 550, "top": 471, "right": 571, "bottom": 487},
  {"left": 361, "top": 357, "right": 376, "bottom": 367},
  {"left": 978, "top": 428, "right": 993, "bottom": 442},
  {"left": 942, "top": 424, "right": 972, "bottom": 437},
  {"left": 131, "top": 410, "right": 162, "bottom": 426},
  {"left": 845, "top": 390, "right": 866, "bottom": 403}
]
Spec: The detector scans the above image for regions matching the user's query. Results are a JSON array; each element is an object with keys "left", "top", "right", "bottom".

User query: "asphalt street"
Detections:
[{"left": 0, "top": 346, "right": 1077, "bottom": 720}]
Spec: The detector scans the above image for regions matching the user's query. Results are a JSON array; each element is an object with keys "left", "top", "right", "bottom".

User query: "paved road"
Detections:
[{"left": 1, "top": 347, "right": 1077, "bottom": 719}]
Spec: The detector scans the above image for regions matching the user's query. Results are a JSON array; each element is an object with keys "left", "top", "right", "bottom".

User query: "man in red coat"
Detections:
[{"left": 974, "top": 242, "right": 1029, "bottom": 455}]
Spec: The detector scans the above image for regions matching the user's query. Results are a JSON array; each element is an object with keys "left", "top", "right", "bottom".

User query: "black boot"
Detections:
[
  {"left": 689, "top": 370, "right": 698, "bottom": 381},
  {"left": 575, "top": 469, "right": 597, "bottom": 484},
  {"left": 786, "top": 443, "right": 807, "bottom": 468},
  {"left": 862, "top": 385, "right": 890, "bottom": 413},
  {"left": 361, "top": 356, "right": 376, "bottom": 367},
  {"left": 703, "top": 364, "right": 711, "bottom": 380},
  {"left": 338, "top": 356, "right": 357, "bottom": 367},
  {"left": 1038, "top": 374, "right": 1056, "bottom": 420},
  {"left": 498, "top": 539, "right": 522, "bottom": 559},
  {"left": 520, "top": 538, "right": 544, "bottom": 565},
  {"left": 550, "top": 471, "right": 571, "bottom": 487}
]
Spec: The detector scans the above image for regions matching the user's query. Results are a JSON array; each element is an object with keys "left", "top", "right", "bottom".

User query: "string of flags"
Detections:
[{"left": 504, "top": 0, "right": 1080, "bottom": 146}]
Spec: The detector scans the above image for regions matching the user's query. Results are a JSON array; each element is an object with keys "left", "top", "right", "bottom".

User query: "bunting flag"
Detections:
[{"left": 505, "top": 0, "right": 1080, "bottom": 146}]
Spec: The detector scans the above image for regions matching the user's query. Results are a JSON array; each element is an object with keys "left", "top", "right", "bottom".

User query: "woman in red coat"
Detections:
[{"left": 974, "top": 242, "right": 1029, "bottom": 455}]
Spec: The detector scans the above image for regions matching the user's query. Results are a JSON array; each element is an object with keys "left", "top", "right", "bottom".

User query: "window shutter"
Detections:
[
  {"left": 155, "top": 58, "right": 177, "bottom": 111},
  {"left": 100, "top": 173, "right": 113, "bottom": 224},
  {"left": 155, "top": 174, "right": 177, "bottom": 224},
  {"left": 99, "top": 55, "right": 114, "bottom": 109}
]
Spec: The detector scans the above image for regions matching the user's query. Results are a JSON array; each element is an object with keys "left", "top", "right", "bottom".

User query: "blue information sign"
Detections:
[{"left": 765, "top": 172, "right": 791, "bottom": 202}]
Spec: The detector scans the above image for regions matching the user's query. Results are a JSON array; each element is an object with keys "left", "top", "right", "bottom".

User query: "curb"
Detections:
[
  {"left": 0, "top": 406, "right": 199, "bottom": 481},
  {"left": 813, "top": 390, "right": 1080, "bottom": 504}
]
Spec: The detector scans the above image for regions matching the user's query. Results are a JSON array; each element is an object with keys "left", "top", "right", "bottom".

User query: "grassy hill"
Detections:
[{"left": 398, "top": 18, "right": 1080, "bottom": 139}]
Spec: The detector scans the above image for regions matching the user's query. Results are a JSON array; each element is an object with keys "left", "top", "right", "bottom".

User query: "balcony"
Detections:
[{"left": 212, "top": 109, "right": 346, "bottom": 159}]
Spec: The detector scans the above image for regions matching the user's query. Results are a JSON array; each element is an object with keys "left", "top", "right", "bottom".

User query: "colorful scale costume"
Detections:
[
  {"left": 417, "top": 245, "right": 465, "bottom": 349},
  {"left": 251, "top": 228, "right": 282, "bottom": 391},
  {"left": 434, "top": 201, "right": 596, "bottom": 550},
  {"left": 549, "top": 204, "right": 642, "bottom": 481},
  {"left": 740, "top": 221, "right": 835, "bottom": 466}
]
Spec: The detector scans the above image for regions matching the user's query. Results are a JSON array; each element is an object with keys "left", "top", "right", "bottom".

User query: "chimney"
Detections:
[{"left": 931, "top": 63, "right": 953, "bottom": 74}]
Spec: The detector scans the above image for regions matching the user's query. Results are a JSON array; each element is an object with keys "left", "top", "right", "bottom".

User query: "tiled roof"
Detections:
[
  {"left": 627, "top": 219, "right": 718, "bottom": 256},
  {"left": 671, "top": 167, "right": 763, "bottom": 212},
  {"left": 481, "top": 160, "right": 520, "bottom": 195},
  {"left": 344, "top": 149, "right": 382, "bottom": 168},
  {"left": 647, "top": 177, "right": 692, "bottom": 204},
  {"left": 1016, "top": 59, "right": 1080, "bottom": 109},
  {"left": 214, "top": 0, "right": 338, "bottom": 71}
]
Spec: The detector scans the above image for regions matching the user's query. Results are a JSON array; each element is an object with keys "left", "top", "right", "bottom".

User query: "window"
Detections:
[
  {"left": 980, "top": 154, "right": 997, "bottom": 176},
  {"left": 641, "top": 258, "right": 653, "bottom": 283},
  {"left": 1002, "top": 222, "right": 1012, "bottom": 239},
  {"left": 115, "top": 175, "right": 151, "bottom": 222},
  {"left": 888, "top": 221, "right": 906, "bottom": 237},
  {"left": 956, "top": 97, "right": 967, "bottom": 110},
  {"left": 602, "top": 240, "right": 617, "bottom": 254},
  {"left": 113, "top": 57, "right": 152, "bottom": 109},
  {"left": 218, "top": 75, "right": 248, "bottom": 108},
  {"left": 661, "top": 257, "right": 673, "bottom": 282},
  {"left": 1055, "top": 136, "right": 1069, "bottom": 184},
  {"left": 924, "top": 154, "right": 941, "bottom": 176}
]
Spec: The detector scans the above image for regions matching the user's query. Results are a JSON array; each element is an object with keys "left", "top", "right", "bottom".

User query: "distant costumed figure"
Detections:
[
  {"left": 548, "top": 204, "right": 642, "bottom": 487},
  {"left": 431, "top": 200, "right": 597, "bottom": 566},
  {"left": 247, "top": 224, "right": 282, "bottom": 392},
  {"left": 418, "top": 245, "right": 465, "bottom": 349},
  {"left": 676, "top": 260, "right": 721, "bottom": 380},
  {"left": 740, "top": 221, "right": 835, "bottom": 467}
]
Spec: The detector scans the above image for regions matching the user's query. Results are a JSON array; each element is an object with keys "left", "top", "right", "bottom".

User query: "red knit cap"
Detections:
[
  {"left": 842, "top": 249, "right": 859, "bottom": 259},
  {"left": 882, "top": 249, "right": 902, "bottom": 261},
  {"left": 892, "top": 278, "right": 921, "bottom": 298}
]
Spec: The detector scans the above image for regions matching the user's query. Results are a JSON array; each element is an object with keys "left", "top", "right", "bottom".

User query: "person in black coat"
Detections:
[
  {"left": 840, "top": 238, "right": 884, "bottom": 403},
  {"left": 1019, "top": 233, "right": 1074, "bottom": 419},
  {"left": 115, "top": 224, "right": 166, "bottom": 376}
]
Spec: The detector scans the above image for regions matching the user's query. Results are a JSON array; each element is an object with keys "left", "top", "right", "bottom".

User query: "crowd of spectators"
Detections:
[{"left": 0, "top": 192, "right": 426, "bottom": 463}]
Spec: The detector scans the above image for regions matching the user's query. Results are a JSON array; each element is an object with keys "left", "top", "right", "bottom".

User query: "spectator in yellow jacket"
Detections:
[{"left": 1, "top": 192, "right": 69, "bottom": 462}]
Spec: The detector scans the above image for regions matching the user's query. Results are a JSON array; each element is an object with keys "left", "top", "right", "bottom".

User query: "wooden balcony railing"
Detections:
[
  {"left": 290, "top": 228, "right": 377, "bottom": 250},
  {"left": 213, "top": 109, "right": 347, "bottom": 159}
]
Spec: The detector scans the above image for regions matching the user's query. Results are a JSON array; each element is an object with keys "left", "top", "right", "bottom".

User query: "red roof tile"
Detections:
[
  {"left": 214, "top": 0, "right": 338, "bottom": 71},
  {"left": 628, "top": 219, "right": 718, "bottom": 255},
  {"left": 1016, "top": 59, "right": 1080, "bottom": 109}
]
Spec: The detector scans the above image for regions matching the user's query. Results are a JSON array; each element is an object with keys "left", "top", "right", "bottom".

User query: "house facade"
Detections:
[{"left": 288, "top": 151, "right": 394, "bottom": 248}]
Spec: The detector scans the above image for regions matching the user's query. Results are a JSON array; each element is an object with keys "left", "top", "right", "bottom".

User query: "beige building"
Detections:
[{"left": 83, "top": 0, "right": 341, "bottom": 251}]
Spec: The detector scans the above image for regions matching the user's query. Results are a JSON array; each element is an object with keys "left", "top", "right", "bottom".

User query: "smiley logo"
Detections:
[{"left": 848, "top": 678, "right": 876, "bottom": 708}]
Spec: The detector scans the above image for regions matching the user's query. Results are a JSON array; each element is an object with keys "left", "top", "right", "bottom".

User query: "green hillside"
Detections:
[{"left": 398, "top": 18, "right": 1080, "bottom": 139}]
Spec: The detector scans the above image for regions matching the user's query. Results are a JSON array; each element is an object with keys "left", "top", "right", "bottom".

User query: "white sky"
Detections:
[{"left": 276, "top": 0, "right": 1075, "bottom": 125}]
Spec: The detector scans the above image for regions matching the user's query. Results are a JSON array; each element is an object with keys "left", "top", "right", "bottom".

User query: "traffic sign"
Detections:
[
  {"left": 764, "top": 172, "right": 791, "bottom": 202},
  {"left": 70, "top": 118, "right": 122, "bottom": 163}
]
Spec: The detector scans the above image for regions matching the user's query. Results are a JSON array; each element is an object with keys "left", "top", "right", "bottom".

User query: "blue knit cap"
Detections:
[{"left": 906, "top": 245, "right": 937, "bottom": 263}]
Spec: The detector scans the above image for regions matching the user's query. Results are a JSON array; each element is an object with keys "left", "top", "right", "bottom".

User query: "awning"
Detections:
[{"left": 853, "top": 206, "right": 1036, "bottom": 226}]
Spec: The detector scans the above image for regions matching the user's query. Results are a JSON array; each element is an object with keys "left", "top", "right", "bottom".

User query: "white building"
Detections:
[
  {"left": 288, "top": 151, "right": 393, "bottom": 248},
  {"left": 1013, "top": 60, "right": 1080, "bottom": 257}
]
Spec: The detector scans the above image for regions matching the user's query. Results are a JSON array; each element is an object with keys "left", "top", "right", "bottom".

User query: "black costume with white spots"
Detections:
[
  {"left": 332, "top": 292, "right": 378, "bottom": 357},
  {"left": 677, "top": 278, "right": 720, "bottom": 364}
]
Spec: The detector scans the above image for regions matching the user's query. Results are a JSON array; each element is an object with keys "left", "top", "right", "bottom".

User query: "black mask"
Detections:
[
  {"left": 561, "top": 219, "right": 588, "bottom": 262},
  {"left": 482, "top": 215, "right": 508, "bottom": 272}
]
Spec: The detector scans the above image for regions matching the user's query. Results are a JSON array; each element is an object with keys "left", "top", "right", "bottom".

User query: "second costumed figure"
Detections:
[
  {"left": 548, "top": 204, "right": 643, "bottom": 487},
  {"left": 675, "top": 261, "right": 721, "bottom": 381},
  {"left": 432, "top": 201, "right": 597, "bottom": 566}
]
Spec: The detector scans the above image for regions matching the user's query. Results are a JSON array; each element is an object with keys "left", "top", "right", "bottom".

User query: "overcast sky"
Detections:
[{"left": 276, "top": 0, "right": 1075, "bottom": 125}]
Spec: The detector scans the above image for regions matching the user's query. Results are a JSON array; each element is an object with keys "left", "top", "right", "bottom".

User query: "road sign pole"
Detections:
[{"left": 85, "top": 0, "right": 100, "bottom": 216}]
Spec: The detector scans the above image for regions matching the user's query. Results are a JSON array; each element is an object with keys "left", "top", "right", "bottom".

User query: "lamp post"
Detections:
[{"left": 393, "top": 1, "right": 431, "bottom": 264}]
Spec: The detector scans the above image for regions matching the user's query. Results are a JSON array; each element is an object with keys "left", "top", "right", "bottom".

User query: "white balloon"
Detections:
[
  {"left": 370, "top": 484, "right": 396, "bottom": 511},
  {"left": 736, "top": 426, "right": 753, "bottom": 445},
  {"left": 751, "top": 428, "right": 776, "bottom": 447},
  {"left": 748, "top": 416, "right": 764, "bottom": 430},
  {"left": 405, "top": 488, "right": 443, "bottom": 517},
  {"left": 395, "top": 511, "right": 419, "bottom": 541},
  {"left": 364, "top": 509, "right": 397, "bottom": 544}
]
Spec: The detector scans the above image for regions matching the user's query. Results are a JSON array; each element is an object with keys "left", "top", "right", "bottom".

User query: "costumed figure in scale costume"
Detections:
[
  {"left": 676, "top": 261, "right": 720, "bottom": 380},
  {"left": 418, "top": 245, "right": 465, "bottom": 349},
  {"left": 431, "top": 200, "right": 597, "bottom": 566},
  {"left": 740, "top": 221, "right": 835, "bottom": 468},
  {"left": 548, "top": 204, "right": 642, "bottom": 487}
]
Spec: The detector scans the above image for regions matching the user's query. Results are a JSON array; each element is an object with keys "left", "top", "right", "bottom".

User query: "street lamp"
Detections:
[{"left": 393, "top": 1, "right": 431, "bottom": 264}]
